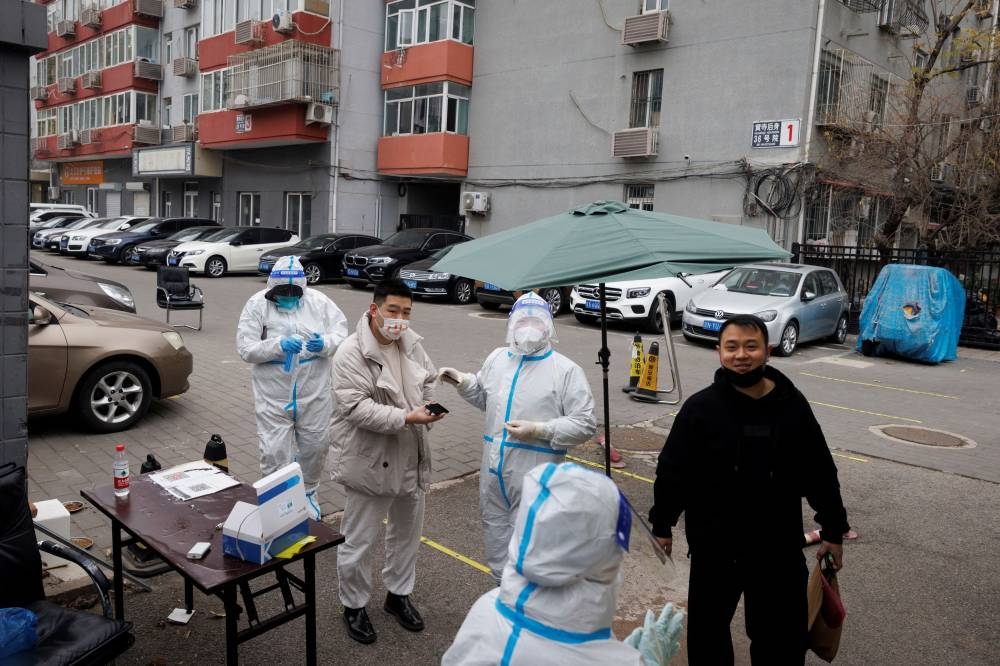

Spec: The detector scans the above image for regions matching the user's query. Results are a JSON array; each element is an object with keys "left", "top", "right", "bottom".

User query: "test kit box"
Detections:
[{"left": 222, "top": 463, "right": 310, "bottom": 564}]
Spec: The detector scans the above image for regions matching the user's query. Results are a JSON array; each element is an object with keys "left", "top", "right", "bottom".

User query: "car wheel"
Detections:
[
  {"left": 479, "top": 301, "right": 501, "bottom": 311},
  {"left": 774, "top": 321, "right": 798, "bottom": 357},
  {"left": 108, "top": 244, "right": 133, "bottom": 265},
  {"left": 75, "top": 361, "right": 152, "bottom": 433},
  {"left": 451, "top": 278, "right": 474, "bottom": 305},
  {"left": 539, "top": 288, "right": 563, "bottom": 316},
  {"left": 349, "top": 281, "right": 368, "bottom": 290},
  {"left": 205, "top": 256, "right": 227, "bottom": 278},
  {"left": 830, "top": 314, "right": 849, "bottom": 345},
  {"left": 303, "top": 262, "right": 323, "bottom": 285},
  {"left": 642, "top": 294, "right": 675, "bottom": 334}
]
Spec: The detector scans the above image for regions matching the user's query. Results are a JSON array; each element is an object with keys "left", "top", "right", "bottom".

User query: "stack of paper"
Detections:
[{"left": 148, "top": 461, "right": 240, "bottom": 501}]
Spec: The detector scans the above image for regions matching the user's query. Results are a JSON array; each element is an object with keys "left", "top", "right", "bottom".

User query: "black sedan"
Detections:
[
  {"left": 398, "top": 244, "right": 476, "bottom": 304},
  {"left": 258, "top": 233, "right": 381, "bottom": 284},
  {"left": 342, "top": 228, "right": 473, "bottom": 288},
  {"left": 128, "top": 225, "right": 222, "bottom": 269},
  {"left": 88, "top": 217, "right": 215, "bottom": 263}
]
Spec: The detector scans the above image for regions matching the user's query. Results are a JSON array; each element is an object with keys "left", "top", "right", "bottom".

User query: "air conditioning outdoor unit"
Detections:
[
  {"left": 461, "top": 191, "right": 490, "bottom": 214},
  {"left": 173, "top": 57, "right": 197, "bottom": 77},
  {"left": 55, "top": 20, "right": 76, "bottom": 38},
  {"left": 967, "top": 86, "right": 982, "bottom": 106},
  {"left": 81, "top": 6, "right": 101, "bottom": 28},
  {"left": 863, "top": 109, "right": 878, "bottom": 129},
  {"left": 622, "top": 11, "right": 670, "bottom": 46},
  {"left": 79, "top": 129, "right": 93, "bottom": 145},
  {"left": 57, "top": 131, "right": 79, "bottom": 150},
  {"left": 273, "top": 11, "right": 294, "bottom": 34},
  {"left": 134, "top": 59, "right": 163, "bottom": 80},
  {"left": 57, "top": 77, "right": 76, "bottom": 94},
  {"left": 82, "top": 70, "right": 102, "bottom": 89},
  {"left": 305, "top": 102, "right": 334, "bottom": 125},
  {"left": 929, "top": 162, "right": 955, "bottom": 183},
  {"left": 47, "top": 187, "right": 60, "bottom": 200},
  {"left": 171, "top": 124, "right": 197, "bottom": 142},
  {"left": 174, "top": 0, "right": 197, "bottom": 8},
  {"left": 612, "top": 127, "right": 659, "bottom": 158},
  {"left": 30, "top": 86, "right": 49, "bottom": 101},
  {"left": 234, "top": 19, "right": 261, "bottom": 45},
  {"left": 134, "top": 0, "right": 164, "bottom": 18},
  {"left": 133, "top": 125, "right": 162, "bottom": 145}
]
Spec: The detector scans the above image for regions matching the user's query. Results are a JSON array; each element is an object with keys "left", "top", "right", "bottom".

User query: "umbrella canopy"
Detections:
[{"left": 431, "top": 200, "right": 791, "bottom": 288}]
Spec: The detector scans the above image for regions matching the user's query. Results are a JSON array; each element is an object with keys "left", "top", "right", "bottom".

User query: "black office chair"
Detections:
[
  {"left": 0, "top": 463, "right": 134, "bottom": 665},
  {"left": 156, "top": 266, "right": 205, "bottom": 331}
]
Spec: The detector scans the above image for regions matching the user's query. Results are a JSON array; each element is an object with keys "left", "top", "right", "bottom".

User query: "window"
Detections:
[
  {"left": 384, "top": 81, "right": 469, "bottom": 136},
  {"left": 36, "top": 109, "right": 57, "bottom": 137},
  {"left": 628, "top": 69, "right": 663, "bottom": 128},
  {"left": 135, "top": 27, "right": 158, "bottom": 63},
  {"left": 869, "top": 75, "right": 888, "bottom": 126},
  {"left": 424, "top": 234, "right": 449, "bottom": 250},
  {"left": 816, "top": 50, "right": 842, "bottom": 121},
  {"left": 185, "top": 26, "right": 200, "bottom": 60},
  {"left": 201, "top": 69, "right": 228, "bottom": 112},
  {"left": 135, "top": 92, "right": 157, "bottom": 125},
  {"left": 165, "top": 34, "right": 173, "bottom": 65},
  {"left": 212, "top": 192, "right": 221, "bottom": 221},
  {"left": 817, "top": 271, "right": 840, "bottom": 295},
  {"left": 239, "top": 192, "right": 261, "bottom": 226},
  {"left": 184, "top": 182, "right": 198, "bottom": 217},
  {"left": 87, "top": 188, "right": 99, "bottom": 214},
  {"left": 164, "top": 96, "right": 172, "bottom": 126},
  {"left": 161, "top": 191, "right": 172, "bottom": 217},
  {"left": 183, "top": 93, "right": 199, "bottom": 123},
  {"left": 643, "top": 0, "right": 668, "bottom": 13},
  {"left": 285, "top": 192, "right": 312, "bottom": 238},
  {"left": 385, "top": 0, "right": 475, "bottom": 51},
  {"left": 624, "top": 184, "right": 655, "bottom": 211},
  {"left": 913, "top": 47, "right": 928, "bottom": 70},
  {"left": 803, "top": 273, "right": 820, "bottom": 297}
]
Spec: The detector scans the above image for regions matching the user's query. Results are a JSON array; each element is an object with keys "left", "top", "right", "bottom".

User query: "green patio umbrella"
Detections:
[{"left": 432, "top": 200, "right": 791, "bottom": 475}]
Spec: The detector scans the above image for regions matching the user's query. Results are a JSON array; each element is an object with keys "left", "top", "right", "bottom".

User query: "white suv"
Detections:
[{"left": 570, "top": 270, "right": 729, "bottom": 333}]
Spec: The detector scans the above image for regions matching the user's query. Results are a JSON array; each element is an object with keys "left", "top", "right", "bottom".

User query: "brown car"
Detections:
[
  {"left": 29, "top": 258, "right": 135, "bottom": 313},
  {"left": 28, "top": 294, "right": 193, "bottom": 433}
]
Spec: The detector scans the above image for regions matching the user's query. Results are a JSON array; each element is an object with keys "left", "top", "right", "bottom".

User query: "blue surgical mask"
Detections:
[{"left": 276, "top": 295, "right": 301, "bottom": 310}]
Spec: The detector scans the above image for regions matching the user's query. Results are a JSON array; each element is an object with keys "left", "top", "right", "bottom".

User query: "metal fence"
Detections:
[
  {"left": 398, "top": 214, "right": 466, "bottom": 233},
  {"left": 226, "top": 41, "right": 338, "bottom": 110},
  {"left": 792, "top": 243, "right": 1000, "bottom": 347}
]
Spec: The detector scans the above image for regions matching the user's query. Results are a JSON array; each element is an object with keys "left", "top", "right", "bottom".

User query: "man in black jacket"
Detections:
[{"left": 649, "top": 314, "right": 849, "bottom": 665}]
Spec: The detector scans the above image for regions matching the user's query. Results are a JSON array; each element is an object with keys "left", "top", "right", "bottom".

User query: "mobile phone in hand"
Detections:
[{"left": 425, "top": 402, "right": 449, "bottom": 416}]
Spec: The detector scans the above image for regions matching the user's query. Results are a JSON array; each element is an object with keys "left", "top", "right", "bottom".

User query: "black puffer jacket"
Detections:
[{"left": 649, "top": 365, "right": 849, "bottom": 554}]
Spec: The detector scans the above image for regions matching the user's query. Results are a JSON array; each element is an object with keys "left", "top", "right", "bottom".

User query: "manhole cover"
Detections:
[{"left": 872, "top": 425, "right": 976, "bottom": 449}]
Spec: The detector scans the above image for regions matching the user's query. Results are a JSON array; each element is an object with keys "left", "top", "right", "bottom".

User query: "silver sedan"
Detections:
[{"left": 681, "top": 263, "right": 850, "bottom": 356}]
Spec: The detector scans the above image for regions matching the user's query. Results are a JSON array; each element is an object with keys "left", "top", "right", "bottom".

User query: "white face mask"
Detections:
[
  {"left": 375, "top": 309, "right": 409, "bottom": 340},
  {"left": 513, "top": 327, "right": 547, "bottom": 354}
]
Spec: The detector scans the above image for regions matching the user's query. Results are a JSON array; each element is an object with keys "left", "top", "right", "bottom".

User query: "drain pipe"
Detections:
[
  {"left": 797, "top": 0, "right": 827, "bottom": 246},
  {"left": 328, "top": 0, "right": 345, "bottom": 233}
]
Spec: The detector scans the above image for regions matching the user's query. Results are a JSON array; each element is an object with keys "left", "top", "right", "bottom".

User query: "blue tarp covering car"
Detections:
[{"left": 857, "top": 264, "right": 966, "bottom": 363}]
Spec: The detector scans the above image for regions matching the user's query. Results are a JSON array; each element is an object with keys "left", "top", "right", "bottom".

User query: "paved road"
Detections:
[{"left": 27, "top": 251, "right": 1000, "bottom": 664}]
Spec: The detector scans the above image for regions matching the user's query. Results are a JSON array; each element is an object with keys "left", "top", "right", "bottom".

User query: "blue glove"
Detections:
[
  {"left": 280, "top": 336, "right": 303, "bottom": 354},
  {"left": 306, "top": 332, "right": 324, "bottom": 353},
  {"left": 623, "top": 603, "right": 685, "bottom": 666}
]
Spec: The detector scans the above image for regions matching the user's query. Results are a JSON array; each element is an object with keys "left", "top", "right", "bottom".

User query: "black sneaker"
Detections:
[
  {"left": 343, "top": 606, "right": 377, "bottom": 644},
  {"left": 383, "top": 592, "right": 424, "bottom": 632}
]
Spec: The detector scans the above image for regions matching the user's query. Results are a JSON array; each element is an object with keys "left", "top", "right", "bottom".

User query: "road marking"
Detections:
[
  {"left": 420, "top": 536, "right": 492, "bottom": 576},
  {"left": 809, "top": 400, "right": 921, "bottom": 423},
  {"left": 806, "top": 354, "right": 873, "bottom": 369},
  {"left": 832, "top": 452, "right": 869, "bottom": 463},
  {"left": 799, "top": 372, "right": 959, "bottom": 399},
  {"left": 566, "top": 455, "right": 655, "bottom": 484}
]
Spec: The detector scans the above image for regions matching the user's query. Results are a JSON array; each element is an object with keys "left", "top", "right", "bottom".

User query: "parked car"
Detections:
[
  {"left": 27, "top": 293, "right": 192, "bottom": 433},
  {"left": 168, "top": 226, "right": 299, "bottom": 277},
  {"left": 476, "top": 283, "right": 573, "bottom": 316},
  {"left": 29, "top": 210, "right": 90, "bottom": 234},
  {"left": 258, "top": 233, "right": 381, "bottom": 284},
  {"left": 29, "top": 257, "right": 135, "bottom": 312},
  {"left": 88, "top": 217, "right": 215, "bottom": 264},
  {"left": 29, "top": 216, "right": 90, "bottom": 247},
  {"left": 570, "top": 269, "right": 730, "bottom": 334},
  {"left": 42, "top": 217, "right": 113, "bottom": 251},
  {"left": 342, "top": 228, "right": 473, "bottom": 288},
  {"left": 29, "top": 203, "right": 93, "bottom": 220},
  {"left": 399, "top": 244, "right": 477, "bottom": 304},
  {"left": 60, "top": 216, "right": 148, "bottom": 256},
  {"left": 681, "top": 263, "right": 849, "bottom": 356},
  {"left": 128, "top": 224, "right": 222, "bottom": 269}
]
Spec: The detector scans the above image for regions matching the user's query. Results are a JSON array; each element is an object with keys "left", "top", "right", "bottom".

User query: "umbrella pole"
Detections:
[{"left": 598, "top": 283, "right": 612, "bottom": 478}]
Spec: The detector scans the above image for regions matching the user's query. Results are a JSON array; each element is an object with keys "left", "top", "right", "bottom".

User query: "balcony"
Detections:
[
  {"left": 381, "top": 40, "right": 473, "bottom": 88},
  {"left": 134, "top": 59, "right": 163, "bottom": 80},
  {"left": 377, "top": 133, "right": 469, "bottom": 177},
  {"left": 198, "top": 106, "right": 329, "bottom": 149},
  {"left": 173, "top": 57, "right": 198, "bottom": 77},
  {"left": 134, "top": 0, "right": 164, "bottom": 19},
  {"left": 81, "top": 71, "right": 102, "bottom": 89},
  {"left": 877, "top": 0, "right": 929, "bottom": 36},
  {"left": 199, "top": 11, "right": 333, "bottom": 70},
  {"left": 815, "top": 50, "right": 890, "bottom": 133},
  {"left": 613, "top": 127, "right": 659, "bottom": 158},
  {"left": 225, "top": 40, "right": 338, "bottom": 110},
  {"left": 622, "top": 12, "right": 671, "bottom": 46}
]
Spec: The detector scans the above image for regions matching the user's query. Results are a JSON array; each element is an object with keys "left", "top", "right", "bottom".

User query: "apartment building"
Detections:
[{"left": 29, "top": 1, "right": 992, "bottom": 245}]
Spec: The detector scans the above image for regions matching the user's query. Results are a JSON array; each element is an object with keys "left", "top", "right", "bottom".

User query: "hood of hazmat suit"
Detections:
[
  {"left": 442, "top": 462, "right": 643, "bottom": 666},
  {"left": 506, "top": 292, "right": 556, "bottom": 356}
]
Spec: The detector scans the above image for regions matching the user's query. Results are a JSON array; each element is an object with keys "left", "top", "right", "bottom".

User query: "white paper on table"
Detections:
[{"left": 149, "top": 461, "right": 240, "bottom": 501}]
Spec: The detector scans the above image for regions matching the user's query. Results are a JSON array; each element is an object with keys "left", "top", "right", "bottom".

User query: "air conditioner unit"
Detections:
[
  {"left": 174, "top": 0, "right": 197, "bottom": 8},
  {"left": 173, "top": 57, "right": 197, "bottom": 77},
  {"left": 273, "top": 11, "right": 294, "bottom": 34},
  {"left": 612, "top": 127, "right": 659, "bottom": 158},
  {"left": 863, "top": 109, "right": 878, "bottom": 129},
  {"left": 133, "top": 125, "right": 162, "bottom": 145},
  {"left": 30, "top": 86, "right": 49, "bottom": 101},
  {"left": 134, "top": 0, "right": 164, "bottom": 18},
  {"left": 134, "top": 59, "right": 163, "bottom": 80},
  {"left": 234, "top": 19, "right": 261, "bottom": 45},
  {"left": 57, "top": 77, "right": 76, "bottom": 94},
  {"left": 461, "top": 191, "right": 490, "bottom": 214},
  {"left": 981, "top": 117, "right": 993, "bottom": 133},
  {"left": 57, "top": 132, "right": 79, "bottom": 150},
  {"left": 79, "top": 128, "right": 93, "bottom": 145},
  {"left": 967, "top": 86, "right": 982, "bottom": 106},
  {"left": 81, "top": 6, "right": 101, "bottom": 28},
  {"left": 47, "top": 187, "right": 60, "bottom": 199},
  {"left": 305, "top": 102, "right": 334, "bottom": 125},
  {"left": 82, "top": 70, "right": 102, "bottom": 89},
  {"left": 622, "top": 11, "right": 670, "bottom": 46},
  {"left": 55, "top": 20, "right": 76, "bottom": 37},
  {"left": 930, "top": 162, "right": 955, "bottom": 183},
  {"left": 171, "top": 124, "right": 197, "bottom": 142}
]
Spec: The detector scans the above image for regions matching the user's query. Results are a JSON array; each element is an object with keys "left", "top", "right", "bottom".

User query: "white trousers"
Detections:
[
  {"left": 256, "top": 409, "right": 329, "bottom": 494},
  {"left": 337, "top": 488, "right": 425, "bottom": 609}
]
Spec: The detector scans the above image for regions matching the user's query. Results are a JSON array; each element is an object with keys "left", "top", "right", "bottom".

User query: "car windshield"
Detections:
[
  {"left": 201, "top": 228, "right": 243, "bottom": 243},
  {"left": 716, "top": 268, "right": 801, "bottom": 297},
  {"left": 72, "top": 218, "right": 107, "bottom": 229},
  {"left": 382, "top": 230, "right": 432, "bottom": 247},
  {"left": 127, "top": 219, "right": 165, "bottom": 234},
  {"left": 97, "top": 217, "right": 128, "bottom": 229},
  {"left": 430, "top": 245, "right": 457, "bottom": 260},
  {"left": 37, "top": 218, "right": 64, "bottom": 228},
  {"left": 170, "top": 227, "right": 218, "bottom": 242},
  {"left": 296, "top": 235, "right": 336, "bottom": 250}
]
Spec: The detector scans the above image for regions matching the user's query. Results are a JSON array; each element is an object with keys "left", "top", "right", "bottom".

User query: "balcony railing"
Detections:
[{"left": 226, "top": 40, "right": 339, "bottom": 110}]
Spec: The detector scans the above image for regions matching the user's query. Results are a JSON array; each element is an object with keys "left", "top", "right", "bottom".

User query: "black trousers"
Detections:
[{"left": 687, "top": 549, "right": 809, "bottom": 666}]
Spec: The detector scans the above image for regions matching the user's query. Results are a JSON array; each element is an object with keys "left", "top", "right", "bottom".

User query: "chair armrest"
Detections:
[
  {"left": 191, "top": 285, "right": 204, "bottom": 301},
  {"left": 39, "top": 540, "right": 114, "bottom": 619}
]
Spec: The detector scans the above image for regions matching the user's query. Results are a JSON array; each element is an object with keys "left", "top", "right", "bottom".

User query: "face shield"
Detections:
[
  {"left": 265, "top": 256, "right": 307, "bottom": 309},
  {"left": 506, "top": 292, "right": 556, "bottom": 354}
]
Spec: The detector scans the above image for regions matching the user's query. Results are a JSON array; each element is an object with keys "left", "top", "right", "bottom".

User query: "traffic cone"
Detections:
[
  {"left": 622, "top": 332, "right": 645, "bottom": 393},
  {"left": 631, "top": 341, "right": 660, "bottom": 403}
]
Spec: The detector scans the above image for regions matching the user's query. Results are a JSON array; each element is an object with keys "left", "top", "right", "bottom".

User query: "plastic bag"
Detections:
[{"left": 0, "top": 607, "right": 37, "bottom": 659}]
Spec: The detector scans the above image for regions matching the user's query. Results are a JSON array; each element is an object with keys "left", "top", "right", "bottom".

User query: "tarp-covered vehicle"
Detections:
[{"left": 857, "top": 264, "right": 965, "bottom": 363}]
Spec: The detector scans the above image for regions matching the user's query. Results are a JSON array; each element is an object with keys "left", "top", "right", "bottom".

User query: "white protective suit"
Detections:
[
  {"left": 442, "top": 462, "right": 643, "bottom": 665},
  {"left": 451, "top": 293, "right": 596, "bottom": 579},
  {"left": 236, "top": 255, "right": 348, "bottom": 512}
]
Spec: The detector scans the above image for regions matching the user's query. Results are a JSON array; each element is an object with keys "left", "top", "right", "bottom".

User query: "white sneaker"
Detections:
[{"left": 305, "top": 490, "right": 322, "bottom": 521}]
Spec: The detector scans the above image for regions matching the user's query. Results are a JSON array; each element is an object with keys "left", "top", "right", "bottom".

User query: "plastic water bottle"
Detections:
[{"left": 113, "top": 444, "right": 130, "bottom": 498}]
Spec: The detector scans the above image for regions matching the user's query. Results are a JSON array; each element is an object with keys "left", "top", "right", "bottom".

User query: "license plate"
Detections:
[
  {"left": 128, "top": 253, "right": 139, "bottom": 263},
  {"left": 258, "top": 262, "right": 271, "bottom": 272},
  {"left": 346, "top": 268, "right": 359, "bottom": 277},
  {"left": 403, "top": 279, "right": 417, "bottom": 289},
  {"left": 484, "top": 283, "right": 500, "bottom": 291},
  {"left": 585, "top": 299, "right": 600, "bottom": 311},
  {"left": 703, "top": 319, "right": 723, "bottom": 332},
  {"left": 167, "top": 257, "right": 178, "bottom": 266}
]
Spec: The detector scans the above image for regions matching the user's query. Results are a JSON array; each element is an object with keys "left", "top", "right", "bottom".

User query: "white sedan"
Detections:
[
  {"left": 168, "top": 226, "right": 299, "bottom": 277},
  {"left": 60, "top": 216, "right": 148, "bottom": 256}
]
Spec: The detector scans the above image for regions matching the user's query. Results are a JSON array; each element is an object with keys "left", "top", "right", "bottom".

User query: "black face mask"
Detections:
[{"left": 722, "top": 364, "right": 766, "bottom": 388}]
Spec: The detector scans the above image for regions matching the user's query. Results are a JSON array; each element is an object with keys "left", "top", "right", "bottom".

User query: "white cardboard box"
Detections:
[{"left": 222, "top": 463, "right": 309, "bottom": 564}]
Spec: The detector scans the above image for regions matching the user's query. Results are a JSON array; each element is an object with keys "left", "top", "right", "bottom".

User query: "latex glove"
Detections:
[
  {"left": 306, "top": 332, "right": 324, "bottom": 353},
  {"left": 280, "top": 336, "right": 303, "bottom": 354},
  {"left": 505, "top": 420, "right": 553, "bottom": 443},
  {"left": 630, "top": 603, "right": 685, "bottom": 666},
  {"left": 438, "top": 367, "right": 473, "bottom": 389}
]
